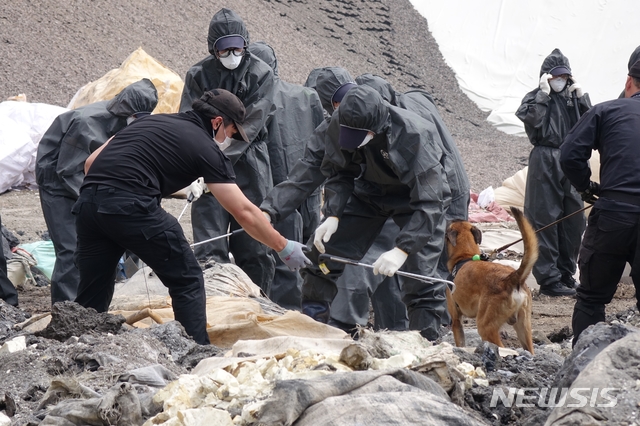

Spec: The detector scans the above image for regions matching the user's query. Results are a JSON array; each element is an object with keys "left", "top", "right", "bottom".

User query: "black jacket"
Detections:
[{"left": 561, "top": 92, "right": 640, "bottom": 209}]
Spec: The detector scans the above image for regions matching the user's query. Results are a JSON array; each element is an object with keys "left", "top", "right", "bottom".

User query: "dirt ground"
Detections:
[{"left": 2, "top": 189, "right": 637, "bottom": 348}]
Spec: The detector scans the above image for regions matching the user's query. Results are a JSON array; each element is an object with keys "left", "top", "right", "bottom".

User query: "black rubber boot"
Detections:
[
  {"left": 540, "top": 281, "right": 577, "bottom": 297},
  {"left": 561, "top": 274, "right": 579, "bottom": 289}
]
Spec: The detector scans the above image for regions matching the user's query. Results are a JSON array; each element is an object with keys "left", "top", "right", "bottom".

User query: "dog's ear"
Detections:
[
  {"left": 446, "top": 228, "right": 458, "bottom": 247},
  {"left": 471, "top": 226, "right": 482, "bottom": 245}
]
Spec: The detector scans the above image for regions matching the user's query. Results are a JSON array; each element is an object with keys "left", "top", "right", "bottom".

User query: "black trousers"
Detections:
[
  {"left": 73, "top": 185, "right": 209, "bottom": 344},
  {"left": 572, "top": 208, "right": 640, "bottom": 345},
  {"left": 0, "top": 213, "right": 18, "bottom": 307}
]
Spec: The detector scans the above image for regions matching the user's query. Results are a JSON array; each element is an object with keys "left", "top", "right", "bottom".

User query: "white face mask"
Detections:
[
  {"left": 358, "top": 133, "right": 374, "bottom": 148},
  {"left": 219, "top": 54, "right": 242, "bottom": 70},
  {"left": 218, "top": 137, "right": 234, "bottom": 151},
  {"left": 213, "top": 124, "right": 234, "bottom": 151},
  {"left": 550, "top": 78, "right": 568, "bottom": 93}
]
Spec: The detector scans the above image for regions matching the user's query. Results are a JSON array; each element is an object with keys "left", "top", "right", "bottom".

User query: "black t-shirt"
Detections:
[{"left": 82, "top": 111, "right": 235, "bottom": 198}]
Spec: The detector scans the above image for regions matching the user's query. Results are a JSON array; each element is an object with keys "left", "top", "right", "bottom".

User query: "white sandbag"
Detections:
[
  {"left": 0, "top": 101, "right": 68, "bottom": 192},
  {"left": 494, "top": 151, "right": 602, "bottom": 213},
  {"left": 494, "top": 167, "right": 527, "bottom": 211},
  {"left": 0, "top": 115, "right": 34, "bottom": 193}
]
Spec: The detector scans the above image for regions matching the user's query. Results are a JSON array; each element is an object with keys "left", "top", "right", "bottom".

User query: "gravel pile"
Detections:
[{"left": 0, "top": 0, "right": 530, "bottom": 192}]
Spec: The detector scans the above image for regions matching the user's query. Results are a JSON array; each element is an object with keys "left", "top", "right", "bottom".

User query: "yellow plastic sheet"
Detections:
[{"left": 68, "top": 47, "right": 183, "bottom": 113}]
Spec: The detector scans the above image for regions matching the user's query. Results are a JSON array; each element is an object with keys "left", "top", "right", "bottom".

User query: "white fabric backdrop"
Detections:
[{"left": 409, "top": 0, "right": 640, "bottom": 135}]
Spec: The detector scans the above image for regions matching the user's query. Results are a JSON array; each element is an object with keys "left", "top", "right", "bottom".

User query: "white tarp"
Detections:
[
  {"left": 409, "top": 0, "right": 640, "bottom": 136},
  {"left": 0, "top": 101, "right": 68, "bottom": 193}
]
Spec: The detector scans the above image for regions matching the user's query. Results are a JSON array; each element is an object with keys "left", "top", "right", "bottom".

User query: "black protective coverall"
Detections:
[
  {"left": 35, "top": 79, "right": 158, "bottom": 303},
  {"left": 180, "top": 8, "right": 276, "bottom": 291},
  {"left": 328, "top": 74, "right": 471, "bottom": 331},
  {"left": 515, "top": 49, "right": 591, "bottom": 290},
  {"left": 247, "top": 41, "right": 324, "bottom": 309},
  {"left": 262, "top": 68, "right": 409, "bottom": 329},
  {"left": 560, "top": 92, "right": 640, "bottom": 344},
  {"left": 357, "top": 73, "right": 471, "bottom": 277},
  {"left": 302, "top": 86, "right": 452, "bottom": 338}
]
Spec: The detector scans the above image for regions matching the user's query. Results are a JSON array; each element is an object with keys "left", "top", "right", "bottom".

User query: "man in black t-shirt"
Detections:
[{"left": 73, "top": 89, "right": 310, "bottom": 344}]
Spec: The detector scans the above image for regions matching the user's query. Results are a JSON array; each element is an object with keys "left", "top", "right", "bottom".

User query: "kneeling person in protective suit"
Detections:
[
  {"left": 301, "top": 85, "right": 452, "bottom": 341},
  {"left": 73, "top": 89, "right": 310, "bottom": 345}
]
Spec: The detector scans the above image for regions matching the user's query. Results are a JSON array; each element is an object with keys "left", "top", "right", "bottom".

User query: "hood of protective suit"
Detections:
[
  {"left": 628, "top": 45, "right": 640, "bottom": 70},
  {"left": 248, "top": 41, "right": 278, "bottom": 76},
  {"left": 106, "top": 78, "right": 159, "bottom": 117},
  {"left": 539, "top": 48, "right": 572, "bottom": 77},
  {"left": 304, "top": 67, "right": 326, "bottom": 91},
  {"left": 316, "top": 67, "right": 355, "bottom": 115},
  {"left": 338, "top": 85, "right": 390, "bottom": 135},
  {"left": 355, "top": 73, "right": 397, "bottom": 105},
  {"left": 207, "top": 8, "right": 250, "bottom": 56}
]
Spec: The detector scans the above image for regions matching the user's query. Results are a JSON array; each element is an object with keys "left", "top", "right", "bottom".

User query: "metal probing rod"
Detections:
[{"left": 320, "top": 254, "right": 454, "bottom": 287}]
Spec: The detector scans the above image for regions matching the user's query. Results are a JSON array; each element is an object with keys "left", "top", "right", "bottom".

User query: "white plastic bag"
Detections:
[
  {"left": 477, "top": 186, "right": 495, "bottom": 208},
  {"left": 0, "top": 101, "right": 68, "bottom": 192}
]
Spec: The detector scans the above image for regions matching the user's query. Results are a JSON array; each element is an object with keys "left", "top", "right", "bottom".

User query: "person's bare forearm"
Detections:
[
  {"left": 207, "top": 183, "right": 287, "bottom": 251},
  {"left": 233, "top": 203, "right": 287, "bottom": 251}
]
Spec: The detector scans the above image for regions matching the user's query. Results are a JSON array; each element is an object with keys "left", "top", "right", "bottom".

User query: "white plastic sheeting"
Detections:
[
  {"left": 409, "top": 0, "right": 640, "bottom": 135},
  {"left": 0, "top": 101, "right": 68, "bottom": 193}
]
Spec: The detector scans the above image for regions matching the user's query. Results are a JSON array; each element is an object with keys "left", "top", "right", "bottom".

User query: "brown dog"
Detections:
[{"left": 445, "top": 207, "right": 538, "bottom": 354}]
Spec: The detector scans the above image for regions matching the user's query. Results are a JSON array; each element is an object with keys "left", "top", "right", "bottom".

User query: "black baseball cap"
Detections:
[
  {"left": 338, "top": 125, "right": 371, "bottom": 150},
  {"left": 549, "top": 65, "right": 571, "bottom": 76},
  {"left": 193, "top": 89, "right": 249, "bottom": 142},
  {"left": 214, "top": 35, "right": 246, "bottom": 51},
  {"left": 332, "top": 82, "right": 357, "bottom": 105},
  {"left": 629, "top": 60, "right": 640, "bottom": 79}
]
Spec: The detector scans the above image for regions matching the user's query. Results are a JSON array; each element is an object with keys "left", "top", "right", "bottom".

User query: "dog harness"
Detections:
[{"left": 447, "top": 253, "right": 490, "bottom": 282}]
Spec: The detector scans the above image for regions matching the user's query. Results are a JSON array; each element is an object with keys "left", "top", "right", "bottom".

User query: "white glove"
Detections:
[
  {"left": 568, "top": 78, "right": 584, "bottom": 98},
  {"left": 186, "top": 177, "right": 205, "bottom": 201},
  {"left": 313, "top": 216, "right": 339, "bottom": 253},
  {"left": 539, "top": 73, "right": 551, "bottom": 95},
  {"left": 373, "top": 247, "right": 408, "bottom": 277}
]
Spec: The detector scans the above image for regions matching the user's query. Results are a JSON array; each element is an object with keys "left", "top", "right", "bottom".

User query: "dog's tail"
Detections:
[{"left": 511, "top": 206, "right": 539, "bottom": 289}]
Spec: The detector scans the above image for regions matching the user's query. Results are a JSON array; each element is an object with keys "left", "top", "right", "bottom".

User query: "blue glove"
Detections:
[{"left": 277, "top": 240, "right": 312, "bottom": 271}]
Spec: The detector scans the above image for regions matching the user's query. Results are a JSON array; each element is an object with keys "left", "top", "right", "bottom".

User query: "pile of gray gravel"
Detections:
[{"left": 0, "top": 0, "right": 530, "bottom": 192}]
